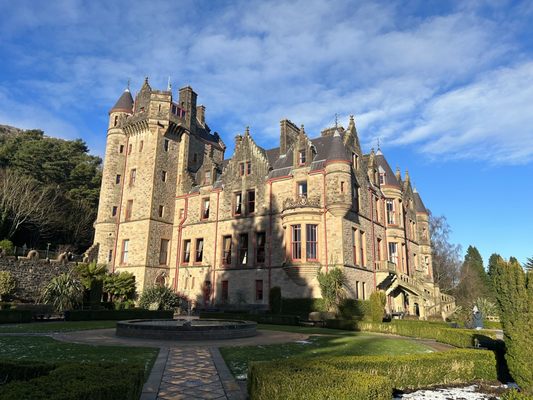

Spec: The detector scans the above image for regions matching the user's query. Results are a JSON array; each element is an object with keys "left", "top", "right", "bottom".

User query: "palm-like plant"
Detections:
[
  {"left": 40, "top": 273, "right": 84, "bottom": 312},
  {"left": 103, "top": 272, "right": 136, "bottom": 302},
  {"left": 76, "top": 262, "right": 107, "bottom": 290}
]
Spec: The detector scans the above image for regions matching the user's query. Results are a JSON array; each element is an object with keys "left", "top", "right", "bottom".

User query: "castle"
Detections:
[{"left": 91, "top": 78, "right": 455, "bottom": 319}]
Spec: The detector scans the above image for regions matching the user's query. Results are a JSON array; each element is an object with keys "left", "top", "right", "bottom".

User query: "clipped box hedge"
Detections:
[
  {"left": 0, "top": 309, "right": 32, "bottom": 324},
  {"left": 0, "top": 360, "right": 55, "bottom": 383},
  {"left": 199, "top": 312, "right": 300, "bottom": 326},
  {"left": 64, "top": 309, "right": 173, "bottom": 321},
  {"left": 0, "top": 362, "right": 145, "bottom": 400},
  {"left": 248, "top": 349, "right": 498, "bottom": 399},
  {"left": 249, "top": 361, "right": 391, "bottom": 400}
]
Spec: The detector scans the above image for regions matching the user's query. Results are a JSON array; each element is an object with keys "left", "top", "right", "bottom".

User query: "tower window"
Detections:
[
  {"left": 125, "top": 199, "right": 133, "bottom": 221},
  {"left": 298, "top": 150, "right": 306, "bottom": 165},
  {"left": 116, "top": 174, "right": 121, "bottom": 184},
  {"left": 114, "top": 116, "right": 118, "bottom": 126},
  {"left": 195, "top": 238, "right": 204, "bottom": 262},
  {"left": 108, "top": 249, "right": 113, "bottom": 262},
  {"left": 158, "top": 205, "right": 164, "bottom": 218},
  {"left": 297, "top": 181, "right": 307, "bottom": 198},
  {"left": 164, "top": 139, "right": 169, "bottom": 152},
  {"left": 162, "top": 170, "right": 167, "bottom": 182},
  {"left": 159, "top": 239, "right": 169, "bottom": 265},
  {"left": 352, "top": 152, "right": 359, "bottom": 169},
  {"left": 119, "top": 145, "right": 124, "bottom": 154},
  {"left": 112, "top": 206, "right": 118, "bottom": 217}
]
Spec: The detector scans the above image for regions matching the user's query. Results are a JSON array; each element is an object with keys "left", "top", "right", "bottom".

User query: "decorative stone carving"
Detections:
[{"left": 282, "top": 196, "right": 321, "bottom": 211}]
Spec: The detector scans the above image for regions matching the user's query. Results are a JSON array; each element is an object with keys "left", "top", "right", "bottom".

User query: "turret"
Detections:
[{"left": 108, "top": 88, "right": 133, "bottom": 130}]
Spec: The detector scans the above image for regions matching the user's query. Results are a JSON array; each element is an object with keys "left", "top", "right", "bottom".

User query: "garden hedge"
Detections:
[
  {"left": 0, "top": 309, "right": 32, "bottom": 324},
  {"left": 199, "top": 312, "right": 300, "bottom": 326},
  {"left": 249, "top": 361, "right": 391, "bottom": 400},
  {"left": 0, "top": 362, "right": 145, "bottom": 400},
  {"left": 64, "top": 309, "right": 173, "bottom": 321},
  {"left": 248, "top": 349, "right": 498, "bottom": 399},
  {"left": 0, "top": 360, "right": 55, "bottom": 383}
]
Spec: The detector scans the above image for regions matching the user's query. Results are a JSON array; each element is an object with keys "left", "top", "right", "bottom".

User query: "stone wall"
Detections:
[{"left": 0, "top": 257, "right": 76, "bottom": 302}]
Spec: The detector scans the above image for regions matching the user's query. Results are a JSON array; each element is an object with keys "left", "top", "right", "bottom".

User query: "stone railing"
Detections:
[
  {"left": 282, "top": 196, "right": 321, "bottom": 211},
  {"left": 375, "top": 260, "right": 397, "bottom": 273}
]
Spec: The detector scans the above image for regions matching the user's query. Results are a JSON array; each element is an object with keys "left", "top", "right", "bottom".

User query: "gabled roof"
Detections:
[
  {"left": 110, "top": 89, "right": 133, "bottom": 114},
  {"left": 374, "top": 151, "right": 400, "bottom": 189}
]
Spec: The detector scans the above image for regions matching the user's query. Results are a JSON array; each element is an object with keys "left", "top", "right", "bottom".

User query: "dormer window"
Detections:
[
  {"left": 352, "top": 153, "right": 359, "bottom": 169},
  {"left": 379, "top": 173, "right": 385, "bottom": 185},
  {"left": 298, "top": 150, "right": 306, "bottom": 165}
]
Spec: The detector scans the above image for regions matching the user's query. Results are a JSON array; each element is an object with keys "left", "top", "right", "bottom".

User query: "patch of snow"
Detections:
[
  {"left": 394, "top": 385, "right": 496, "bottom": 400},
  {"left": 235, "top": 374, "right": 247, "bottom": 381},
  {"left": 294, "top": 340, "right": 313, "bottom": 345}
]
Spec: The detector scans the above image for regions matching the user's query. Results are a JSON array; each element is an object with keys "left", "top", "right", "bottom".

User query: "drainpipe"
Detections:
[
  {"left": 369, "top": 188, "right": 376, "bottom": 289},
  {"left": 268, "top": 180, "right": 273, "bottom": 293},
  {"left": 173, "top": 197, "right": 188, "bottom": 291},
  {"left": 322, "top": 171, "right": 328, "bottom": 272},
  {"left": 211, "top": 190, "right": 220, "bottom": 304},
  {"left": 111, "top": 135, "right": 130, "bottom": 273}
]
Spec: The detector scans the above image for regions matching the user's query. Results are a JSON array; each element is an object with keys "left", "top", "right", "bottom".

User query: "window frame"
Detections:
[
  {"left": 306, "top": 224, "right": 318, "bottom": 261},
  {"left": 222, "top": 235, "right": 232, "bottom": 266},
  {"left": 247, "top": 190, "right": 255, "bottom": 215},
  {"left": 121, "top": 239, "right": 129, "bottom": 265},
  {"left": 130, "top": 168, "right": 137, "bottom": 185},
  {"left": 233, "top": 192, "right": 243, "bottom": 216},
  {"left": 201, "top": 197, "right": 210, "bottom": 220},
  {"left": 255, "top": 231, "right": 266, "bottom": 265},
  {"left": 195, "top": 238, "right": 204, "bottom": 263},
  {"left": 298, "top": 150, "right": 306, "bottom": 165},
  {"left": 164, "top": 139, "right": 170, "bottom": 152},
  {"left": 255, "top": 280, "right": 263, "bottom": 301},
  {"left": 297, "top": 181, "right": 308, "bottom": 198},
  {"left": 238, "top": 233, "right": 249, "bottom": 265},
  {"left": 159, "top": 239, "right": 169, "bottom": 265},
  {"left": 182, "top": 239, "right": 191, "bottom": 264},
  {"left": 291, "top": 224, "right": 302, "bottom": 260}
]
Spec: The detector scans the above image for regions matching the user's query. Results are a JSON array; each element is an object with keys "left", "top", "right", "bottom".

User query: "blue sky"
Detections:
[{"left": 0, "top": 0, "right": 532, "bottom": 265}]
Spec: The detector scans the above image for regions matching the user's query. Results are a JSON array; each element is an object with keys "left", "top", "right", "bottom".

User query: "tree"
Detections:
[
  {"left": 76, "top": 262, "right": 107, "bottom": 304},
  {"left": 492, "top": 257, "right": 533, "bottom": 394},
  {"left": 454, "top": 246, "right": 493, "bottom": 309},
  {"left": 524, "top": 256, "right": 533, "bottom": 272},
  {"left": 317, "top": 268, "right": 346, "bottom": 315},
  {"left": 0, "top": 271, "right": 16, "bottom": 301},
  {"left": 40, "top": 273, "right": 84, "bottom": 312},
  {"left": 0, "top": 169, "right": 59, "bottom": 239},
  {"left": 429, "top": 213, "right": 462, "bottom": 293}
]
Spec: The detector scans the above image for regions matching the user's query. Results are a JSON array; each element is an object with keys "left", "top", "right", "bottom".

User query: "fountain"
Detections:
[{"left": 116, "top": 319, "right": 257, "bottom": 340}]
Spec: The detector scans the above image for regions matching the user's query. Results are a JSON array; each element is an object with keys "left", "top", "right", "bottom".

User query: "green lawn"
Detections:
[
  {"left": 0, "top": 320, "right": 117, "bottom": 333},
  {"left": 220, "top": 327, "right": 435, "bottom": 379},
  {"left": 0, "top": 336, "right": 158, "bottom": 378}
]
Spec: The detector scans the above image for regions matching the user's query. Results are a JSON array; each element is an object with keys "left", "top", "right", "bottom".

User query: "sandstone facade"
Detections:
[{"left": 91, "top": 79, "right": 455, "bottom": 319}]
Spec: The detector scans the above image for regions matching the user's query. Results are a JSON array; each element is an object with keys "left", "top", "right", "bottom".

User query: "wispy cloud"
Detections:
[{"left": 0, "top": 0, "right": 531, "bottom": 163}]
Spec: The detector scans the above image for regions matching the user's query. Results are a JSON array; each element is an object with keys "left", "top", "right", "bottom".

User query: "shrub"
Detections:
[
  {"left": 64, "top": 309, "right": 173, "bottom": 321},
  {"left": 317, "top": 267, "right": 346, "bottom": 314},
  {"left": 269, "top": 287, "right": 281, "bottom": 314},
  {"left": 248, "top": 361, "right": 391, "bottom": 400},
  {"left": 104, "top": 271, "right": 136, "bottom": 303},
  {"left": 369, "top": 291, "right": 386, "bottom": 322},
  {"left": 0, "top": 360, "right": 55, "bottom": 383},
  {"left": 280, "top": 298, "right": 326, "bottom": 317},
  {"left": 138, "top": 285, "right": 187, "bottom": 311},
  {"left": 338, "top": 298, "right": 371, "bottom": 320},
  {"left": 0, "top": 271, "right": 16, "bottom": 301},
  {"left": 0, "top": 309, "right": 32, "bottom": 324},
  {"left": 501, "top": 391, "right": 533, "bottom": 400},
  {"left": 0, "top": 239, "right": 14, "bottom": 255},
  {"left": 0, "top": 362, "right": 145, "bottom": 400},
  {"left": 40, "top": 273, "right": 84, "bottom": 312}
]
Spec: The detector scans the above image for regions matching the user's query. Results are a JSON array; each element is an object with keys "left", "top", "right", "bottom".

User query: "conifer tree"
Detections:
[
  {"left": 492, "top": 257, "right": 533, "bottom": 394},
  {"left": 454, "top": 246, "right": 493, "bottom": 308}
]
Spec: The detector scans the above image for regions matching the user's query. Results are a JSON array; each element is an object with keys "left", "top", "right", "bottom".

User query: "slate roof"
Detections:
[
  {"left": 413, "top": 191, "right": 428, "bottom": 214},
  {"left": 326, "top": 130, "right": 350, "bottom": 161},
  {"left": 375, "top": 151, "right": 400, "bottom": 188},
  {"left": 110, "top": 89, "right": 134, "bottom": 113}
]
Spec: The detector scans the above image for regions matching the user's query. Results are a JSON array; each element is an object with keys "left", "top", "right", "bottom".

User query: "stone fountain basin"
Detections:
[{"left": 116, "top": 318, "right": 257, "bottom": 340}]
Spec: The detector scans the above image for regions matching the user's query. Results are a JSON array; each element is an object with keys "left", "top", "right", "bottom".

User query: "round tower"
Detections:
[{"left": 93, "top": 88, "right": 133, "bottom": 266}]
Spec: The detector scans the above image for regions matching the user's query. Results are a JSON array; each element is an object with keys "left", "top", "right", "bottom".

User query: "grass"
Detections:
[
  {"left": 0, "top": 336, "right": 158, "bottom": 379},
  {"left": 220, "top": 327, "right": 435, "bottom": 379},
  {"left": 0, "top": 320, "right": 117, "bottom": 333}
]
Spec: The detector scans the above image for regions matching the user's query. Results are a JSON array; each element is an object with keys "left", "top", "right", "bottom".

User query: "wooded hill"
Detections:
[{"left": 0, "top": 125, "right": 102, "bottom": 253}]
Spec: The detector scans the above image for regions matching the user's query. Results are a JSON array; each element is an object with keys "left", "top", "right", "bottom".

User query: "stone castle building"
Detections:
[{"left": 90, "top": 78, "right": 455, "bottom": 319}]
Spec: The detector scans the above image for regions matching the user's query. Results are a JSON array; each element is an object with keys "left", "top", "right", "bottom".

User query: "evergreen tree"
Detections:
[
  {"left": 454, "top": 246, "right": 493, "bottom": 309},
  {"left": 492, "top": 257, "right": 533, "bottom": 394},
  {"left": 525, "top": 256, "right": 533, "bottom": 271}
]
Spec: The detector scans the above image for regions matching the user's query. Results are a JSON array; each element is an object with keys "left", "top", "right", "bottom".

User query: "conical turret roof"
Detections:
[
  {"left": 110, "top": 89, "right": 133, "bottom": 114},
  {"left": 326, "top": 130, "right": 349, "bottom": 162},
  {"left": 374, "top": 151, "right": 400, "bottom": 188}
]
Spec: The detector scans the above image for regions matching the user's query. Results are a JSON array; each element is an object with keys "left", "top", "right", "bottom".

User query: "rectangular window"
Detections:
[
  {"left": 256, "top": 232, "right": 266, "bottom": 264},
  {"left": 130, "top": 168, "right": 136, "bottom": 185},
  {"left": 359, "top": 230, "right": 366, "bottom": 267},
  {"left": 234, "top": 193, "right": 242, "bottom": 216},
  {"left": 298, "top": 150, "right": 306, "bottom": 165},
  {"left": 297, "top": 181, "right": 307, "bottom": 198},
  {"left": 108, "top": 249, "right": 113, "bottom": 262},
  {"left": 139, "top": 140, "right": 144, "bottom": 152},
  {"left": 374, "top": 197, "right": 379, "bottom": 221},
  {"left": 222, "top": 235, "right": 232, "bottom": 265},
  {"left": 246, "top": 161, "right": 251, "bottom": 175},
  {"left": 306, "top": 224, "right": 318, "bottom": 260},
  {"left": 388, "top": 242, "right": 398, "bottom": 265},
  {"left": 291, "top": 224, "right": 302, "bottom": 260},
  {"left": 125, "top": 200, "right": 133, "bottom": 221},
  {"left": 162, "top": 170, "right": 167, "bottom": 182},
  {"left": 121, "top": 239, "right": 129, "bottom": 264},
  {"left": 377, "top": 238, "right": 382, "bottom": 261},
  {"left": 119, "top": 145, "right": 124, "bottom": 154},
  {"left": 164, "top": 139, "right": 169, "bottom": 152},
  {"left": 353, "top": 228, "right": 358, "bottom": 265},
  {"left": 362, "top": 282, "right": 366, "bottom": 300},
  {"left": 379, "top": 173, "right": 385, "bottom": 185},
  {"left": 255, "top": 280, "right": 263, "bottom": 301},
  {"left": 116, "top": 174, "right": 121, "bottom": 184},
  {"left": 238, "top": 233, "right": 248, "bottom": 265},
  {"left": 112, "top": 206, "right": 118, "bottom": 217},
  {"left": 179, "top": 208, "right": 184, "bottom": 219},
  {"left": 247, "top": 190, "right": 255, "bottom": 214},
  {"left": 158, "top": 205, "right": 164, "bottom": 218},
  {"left": 340, "top": 181, "right": 345, "bottom": 193},
  {"left": 222, "top": 280, "right": 229, "bottom": 302},
  {"left": 204, "top": 171, "right": 211, "bottom": 185},
  {"left": 386, "top": 200, "right": 395, "bottom": 224},
  {"left": 195, "top": 238, "right": 204, "bottom": 262},
  {"left": 239, "top": 162, "right": 245, "bottom": 176},
  {"left": 201, "top": 198, "right": 210, "bottom": 220},
  {"left": 159, "top": 239, "right": 169, "bottom": 265},
  {"left": 355, "top": 281, "right": 359, "bottom": 299},
  {"left": 128, "top": 143, "right": 132, "bottom": 155},
  {"left": 182, "top": 240, "right": 191, "bottom": 263},
  {"left": 353, "top": 183, "right": 359, "bottom": 211},
  {"left": 352, "top": 152, "right": 359, "bottom": 169}
]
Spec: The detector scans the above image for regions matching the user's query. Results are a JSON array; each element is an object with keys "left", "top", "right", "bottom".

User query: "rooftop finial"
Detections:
[
  {"left": 334, "top": 113, "right": 338, "bottom": 129},
  {"left": 245, "top": 126, "right": 250, "bottom": 136},
  {"left": 144, "top": 76, "right": 149, "bottom": 84},
  {"left": 126, "top": 78, "right": 130, "bottom": 91},
  {"left": 167, "top": 76, "right": 172, "bottom": 91},
  {"left": 377, "top": 137, "right": 381, "bottom": 150}
]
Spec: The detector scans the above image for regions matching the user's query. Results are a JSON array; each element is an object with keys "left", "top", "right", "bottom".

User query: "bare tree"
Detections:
[
  {"left": 0, "top": 168, "right": 59, "bottom": 238},
  {"left": 429, "top": 212, "right": 462, "bottom": 293}
]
